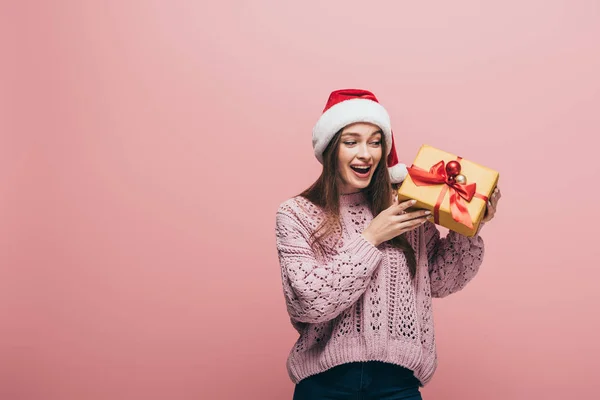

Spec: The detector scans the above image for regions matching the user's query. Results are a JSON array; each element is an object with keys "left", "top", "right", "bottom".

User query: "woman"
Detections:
[{"left": 275, "top": 89, "right": 501, "bottom": 399}]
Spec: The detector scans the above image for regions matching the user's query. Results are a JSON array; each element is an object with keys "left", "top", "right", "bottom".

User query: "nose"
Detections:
[{"left": 357, "top": 143, "right": 372, "bottom": 160}]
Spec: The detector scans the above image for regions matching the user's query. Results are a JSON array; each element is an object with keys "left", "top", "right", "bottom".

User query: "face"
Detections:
[{"left": 336, "top": 122, "right": 383, "bottom": 194}]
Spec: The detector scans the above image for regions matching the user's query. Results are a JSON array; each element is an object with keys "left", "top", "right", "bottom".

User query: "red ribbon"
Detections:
[{"left": 406, "top": 157, "right": 488, "bottom": 229}]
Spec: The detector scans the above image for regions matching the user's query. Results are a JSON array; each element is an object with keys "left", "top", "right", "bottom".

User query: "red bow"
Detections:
[{"left": 407, "top": 160, "right": 478, "bottom": 229}]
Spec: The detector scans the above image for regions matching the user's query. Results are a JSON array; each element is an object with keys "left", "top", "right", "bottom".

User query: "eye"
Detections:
[
  {"left": 343, "top": 141, "right": 357, "bottom": 146},
  {"left": 370, "top": 140, "right": 382, "bottom": 146}
]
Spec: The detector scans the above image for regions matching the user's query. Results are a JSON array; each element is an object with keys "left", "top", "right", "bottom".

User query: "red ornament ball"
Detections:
[{"left": 446, "top": 161, "right": 461, "bottom": 177}]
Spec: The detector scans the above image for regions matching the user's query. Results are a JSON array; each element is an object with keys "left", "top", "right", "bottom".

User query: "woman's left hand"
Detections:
[{"left": 481, "top": 186, "right": 501, "bottom": 223}]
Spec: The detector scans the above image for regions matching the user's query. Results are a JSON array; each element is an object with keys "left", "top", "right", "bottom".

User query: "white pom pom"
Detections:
[{"left": 388, "top": 163, "right": 408, "bottom": 184}]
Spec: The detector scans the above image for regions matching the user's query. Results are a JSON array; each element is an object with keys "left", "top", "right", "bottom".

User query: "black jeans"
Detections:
[{"left": 293, "top": 361, "right": 423, "bottom": 400}]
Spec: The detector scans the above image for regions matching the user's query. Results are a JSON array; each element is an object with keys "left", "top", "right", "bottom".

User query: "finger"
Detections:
[
  {"left": 403, "top": 209, "right": 431, "bottom": 221},
  {"left": 493, "top": 187, "right": 501, "bottom": 200},
  {"left": 393, "top": 199, "right": 417, "bottom": 213},
  {"left": 484, "top": 203, "right": 496, "bottom": 220},
  {"left": 392, "top": 209, "right": 430, "bottom": 223},
  {"left": 489, "top": 190, "right": 499, "bottom": 207},
  {"left": 397, "top": 215, "right": 429, "bottom": 232},
  {"left": 395, "top": 212, "right": 431, "bottom": 226}
]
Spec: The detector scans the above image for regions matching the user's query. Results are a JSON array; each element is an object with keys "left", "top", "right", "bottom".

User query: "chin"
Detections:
[
  {"left": 353, "top": 182, "right": 370, "bottom": 191},
  {"left": 347, "top": 178, "right": 372, "bottom": 191},
  {"left": 339, "top": 170, "right": 374, "bottom": 193}
]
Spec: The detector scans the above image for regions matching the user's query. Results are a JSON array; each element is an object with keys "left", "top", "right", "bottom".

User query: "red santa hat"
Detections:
[{"left": 312, "top": 88, "right": 408, "bottom": 183}]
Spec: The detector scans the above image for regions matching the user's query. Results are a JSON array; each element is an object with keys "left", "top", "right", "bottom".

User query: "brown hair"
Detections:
[{"left": 298, "top": 129, "right": 417, "bottom": 280}]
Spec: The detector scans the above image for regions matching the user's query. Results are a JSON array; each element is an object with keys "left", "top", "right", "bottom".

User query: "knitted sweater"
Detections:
[{"left": 274, "top": 191, "right": 485, "bottom": 386}]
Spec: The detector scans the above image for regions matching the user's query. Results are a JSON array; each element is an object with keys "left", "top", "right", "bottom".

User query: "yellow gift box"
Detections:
[{"left": 397, "top": 144, "right": 499, "bottom": 237}]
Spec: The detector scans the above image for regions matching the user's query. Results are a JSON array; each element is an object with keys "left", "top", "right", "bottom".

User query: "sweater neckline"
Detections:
[{"left": 339, "top": 191, "right": 367, "bottom": 206}]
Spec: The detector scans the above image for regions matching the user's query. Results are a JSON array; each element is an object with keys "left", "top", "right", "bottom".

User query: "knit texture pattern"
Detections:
[{"left": 275, "top": 191, "right": 485, "bottom": 386}]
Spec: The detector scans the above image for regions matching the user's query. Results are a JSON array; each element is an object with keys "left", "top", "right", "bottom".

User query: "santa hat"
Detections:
[{"left": 312, "top": 88, "right": 408, "bottom": 183}]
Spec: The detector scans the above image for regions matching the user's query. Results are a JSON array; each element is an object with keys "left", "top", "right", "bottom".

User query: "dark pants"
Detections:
[{"left": 293, "top": 361, "right": 423, "bottom": 400}]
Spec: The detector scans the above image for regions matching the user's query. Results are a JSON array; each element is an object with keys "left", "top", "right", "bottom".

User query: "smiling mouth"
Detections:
[{"left": 350, "top": 166, "right": 372, "bottom": 175}]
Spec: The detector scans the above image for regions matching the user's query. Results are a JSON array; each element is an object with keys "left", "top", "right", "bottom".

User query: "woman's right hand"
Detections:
[{"left": 362, "top": 199, "right": 431, "bottom": 247}]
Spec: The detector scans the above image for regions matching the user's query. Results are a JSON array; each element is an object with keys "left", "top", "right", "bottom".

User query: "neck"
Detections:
[
  {"left": 340, "top": 189, "right": 362, "bottom": 195},
  {"left": 339, "top": 190, "right": 367, "bottom": 206}
]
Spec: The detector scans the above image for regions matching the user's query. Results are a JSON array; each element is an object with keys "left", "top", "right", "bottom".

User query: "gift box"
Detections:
[{"left": 397, "top": 144, "right": 499, "bottom": 237}]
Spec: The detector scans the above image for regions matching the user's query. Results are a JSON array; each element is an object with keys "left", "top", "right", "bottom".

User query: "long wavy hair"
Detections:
[{"left": 298, "top": 128, "right": 417, "bottom": 280}]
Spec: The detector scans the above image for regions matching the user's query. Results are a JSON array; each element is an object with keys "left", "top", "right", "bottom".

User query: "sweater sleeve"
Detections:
[
  {"left": 275, "top": 210, "right": 383, "bottom": 324},
  {"left": 423, "top": 221, "right": 485, "bottom": 298}
]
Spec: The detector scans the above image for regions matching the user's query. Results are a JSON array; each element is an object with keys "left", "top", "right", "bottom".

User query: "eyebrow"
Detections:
[{"left": 341, "top": 130, "right": 383, "bottom": 138}]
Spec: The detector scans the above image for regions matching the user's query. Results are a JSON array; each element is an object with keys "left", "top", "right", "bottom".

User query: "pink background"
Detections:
[{"left": 2, "top": 1, "right": 599, "bottom": 399}]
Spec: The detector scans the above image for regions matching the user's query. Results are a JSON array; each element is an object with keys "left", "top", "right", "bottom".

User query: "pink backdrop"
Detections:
[{"left": 2, "top": 1, "right": 599, "bottom": 399}]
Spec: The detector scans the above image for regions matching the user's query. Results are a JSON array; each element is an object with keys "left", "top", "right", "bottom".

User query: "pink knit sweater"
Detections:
[{"left": 274, "top": 191, "right": 485, "bottom": 386}]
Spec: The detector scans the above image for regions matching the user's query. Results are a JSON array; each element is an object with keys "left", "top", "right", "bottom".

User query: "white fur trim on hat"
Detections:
[
  {"left": 312, "top": 98, "right": 392, "bottom": 163},
  {"left": 388, "top": 163, "right": 408, "bottom": 184}
]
